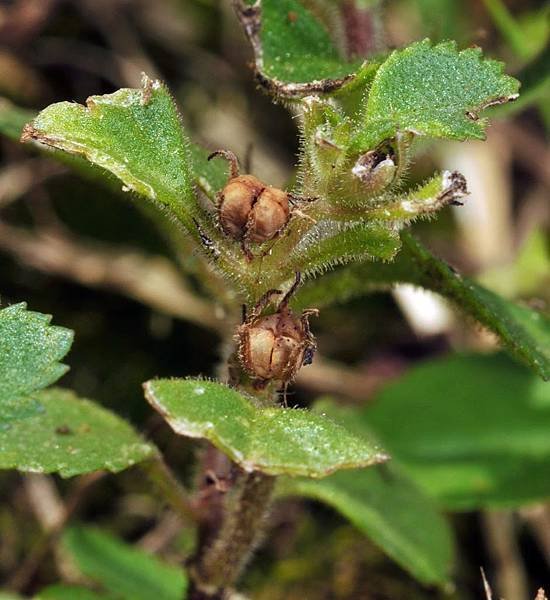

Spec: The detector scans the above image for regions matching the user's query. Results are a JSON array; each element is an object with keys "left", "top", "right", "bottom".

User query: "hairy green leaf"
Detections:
[
  {"left": 0, "top": 388, "right": 155, "bottom": 477},
  {"left": 351, "top": 39, "right": 519, "bottom": 150},
  {"left": 295, "top": 233, "right": 550, "bottom": 380},
  {"left": 21, "top": 77, "right": 197, "bottom": 228},
  {"left": 0, "top": 98, "right": 228, "bottom": 206},
  {"left": 289, "top": 221, "right": 402, "bottom": 277},
  {"left": 144, "top": 379, "right": 387, "bottom": 477},
  {"left": 367, "top": 353, "right": 550, "bottom": 509},
  {"left": 62, "top": 526, "right": 187, "bottom": 600},
  {"left": 281, "top": 399, "right": 454, "bottom": 586},
  {"left": 0, "top": 303, "right": 73, "bottom": 423},
  {"left": 234, "top": 0, "right": 362, "bottom": 96}
]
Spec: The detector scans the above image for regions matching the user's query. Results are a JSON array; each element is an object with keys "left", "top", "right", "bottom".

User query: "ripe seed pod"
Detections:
[
  {"left": 208, "top": 150, "right": 302, "bottom": 258},
  {"left": 237, "top": 274, "right": 318, "bottom": 385}
]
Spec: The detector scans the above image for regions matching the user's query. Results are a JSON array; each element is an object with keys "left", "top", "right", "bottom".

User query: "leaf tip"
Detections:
[{"left": 140, "top": 72, "right": 164, "bottom": 106}]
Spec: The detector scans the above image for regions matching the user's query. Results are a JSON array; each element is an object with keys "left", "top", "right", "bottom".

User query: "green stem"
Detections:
[{"left": 141, "top": 455, "right": 199, "bottom": 524}]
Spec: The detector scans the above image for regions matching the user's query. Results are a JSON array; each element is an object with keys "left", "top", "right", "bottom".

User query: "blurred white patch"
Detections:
[{"left": 393, "top": 284, "right": 454, "bottom": 336}]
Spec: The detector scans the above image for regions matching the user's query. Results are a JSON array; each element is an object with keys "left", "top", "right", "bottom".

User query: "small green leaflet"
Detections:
[
  {"left": 0, "top": 303, "right": 73, "bottom": 402},
  {"left": 351, "top": 39, "right": 520, "bottom": 150},
  {"left": 0, "top": 303, "right": 73, "bottom": 427},
  {"left": 144, "top": 378, "right": 387, "bottom": 478},
  {"left": 235, "top": 0, "right": 363, "bottom": 95}
]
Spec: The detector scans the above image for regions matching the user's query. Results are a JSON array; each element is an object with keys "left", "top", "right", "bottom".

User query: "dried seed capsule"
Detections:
[
  {"left": 237, "top": 274, "right": 318, "bottom": 385},
  {"left": 218, "top": 174, "right": 265, "bottom": 239},
  {"left": 208, "top": 150, "right": 311, "bottom": 259}
]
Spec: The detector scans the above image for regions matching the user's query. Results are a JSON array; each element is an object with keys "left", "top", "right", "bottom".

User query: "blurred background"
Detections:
[{"left": 0, "top": 0, "right": 548, "bottom": 598}]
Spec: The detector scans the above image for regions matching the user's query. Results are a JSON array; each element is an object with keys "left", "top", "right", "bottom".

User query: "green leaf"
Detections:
[
  {"left": 295, "top": 233, "right": 550, "bottom": 380},
  {"left": 62, "top": 526, "right": 187, "bottom": 600},
  {"left": 289, "top": 221, "right": 402, "bottom": 278},
  {"left": 0, "top": 388, "right": 155, "bottom": 477},
  {"left": 0, "top": 593, "right": 24, "bottom": 600},
  {"left": 188, "top": 143, "right": 228, "bottom": 203},
  {"left": 351, "top": 39, "right": 519, "bottom": 150},
  {"left": 234, "top": 0, "right": 361, "bottom": 96},
  {"left": 21, "top": 76, "right": 197, "bottom": 229},
  {"left": 366, "top": 353, "right": 550, "bottom": 509},
  {"left": 0, "top": 98, "right": 228, "bottom": 205},
  {"left": 144, "top": 379, "right": 387, "bottom": 478},
  {"left": 479, "top": 228, "right": 550, "bottom": 299},
  {"left": 281, "top": 400, "right": 454, "bottom": 587},
  {"left": 0, "top": 303, "right": 73, "bottom": 423},
  {"left": 412, "top": 0, "right": 466, "bottom": 42},
  {"left": 483, "top": 0, "right": 529, "bottom": 58},
  {"left": 36, "top": 586, "right": 115, "bottom": 600},
  {"left": 282, "top": 468, "right": 453, "bottom": 586}
]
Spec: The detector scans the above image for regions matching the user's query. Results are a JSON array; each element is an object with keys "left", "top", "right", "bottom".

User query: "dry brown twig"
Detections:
[
  {"left": 481, "top": 567, "right": 494, "bottom": 600},
  {"left": 8, "top": 472, "right": 105, "bottom": 593},
  {"left": 0, "top": 221, "right": 382, "bottom": 399},
  {"left": 0, "top": 221, "right": 220, "bottom": 331},
  {"left": 482, "top": 511, "right": 529, "bottom": 600},
  {"left": 481, "top": 567, "right": 547, "bottom": 600}
]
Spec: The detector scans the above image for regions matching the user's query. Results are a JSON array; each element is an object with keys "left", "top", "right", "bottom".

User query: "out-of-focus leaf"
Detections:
[
  {"left": 62, "top": 526, "right": 187, "bottom": 600},
  {"left": 21, "top": 77, "right": 197, "bottom": 228},
  {"left": 0, "top": 98, "right": 34, "bottom": 140},
  {"left": 366, "top": 353, "right": 550, "bottom": 509},
  {"left": 234, "top": 0, "right": 362, "bottom": 96},
  {"left": 295, "top": 233, "right": 550, "bottom": 380},
  {"left": 412, "top": 0, "right": 466, "bottom": 42},
  {"left": 482, "top": 0, "right": 531, "bottom": 59},
  {"left": 281, "top": 401, "right": 454, "bottom": 586},
  {"left": 479, "top": 228, "right": 550, "bottom": 299},
  {"left": 144, "top": 379, "right": 387, "bottom": 478},
  {"left": 35, "top": 586, "right": 115, "bottom": 600},
  {"left": 351, "top": 39, "right": 519, "bottom": 150},
  {"left": 482, "top": 0, "right": 549, "bottom": 60},
  {"left": 0, "top": 303, "right": 73, "bottom": 426},
  {"left": 0, "top": 388, "right": 155, "bottom": 477},
  {"left": 0, "top": 593, "right": 24, "bottom": 600},
  {"left": 502, "top": 43, "right": 550, "bottom": 114}
]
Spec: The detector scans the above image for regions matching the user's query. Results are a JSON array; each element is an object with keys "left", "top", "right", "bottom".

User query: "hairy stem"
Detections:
[{"left": 189, "top": 470, "right": 275, "bottom": 599}]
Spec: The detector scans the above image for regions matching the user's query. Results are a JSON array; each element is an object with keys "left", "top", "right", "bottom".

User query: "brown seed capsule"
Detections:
[
  {"left": 237, "top": 274, "right": 318, "bottom": 386},
  {"left": 208, "top": 150, "right": 312, "bottom": 259}
]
